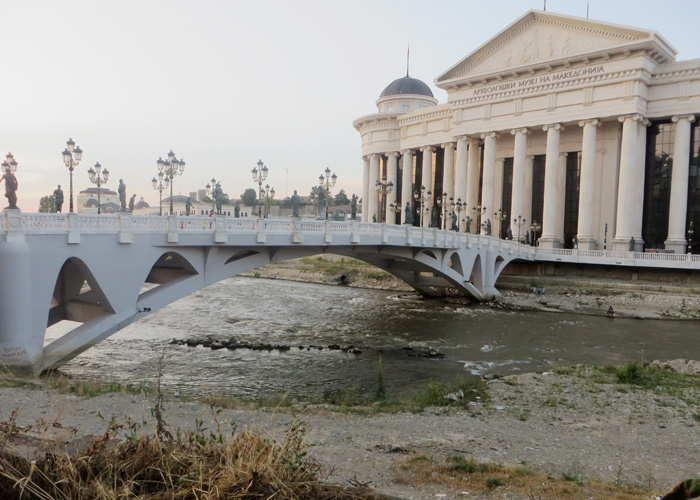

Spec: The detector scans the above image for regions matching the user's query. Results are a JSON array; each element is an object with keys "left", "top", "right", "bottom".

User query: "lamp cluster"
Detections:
[{"left": 87, "top": 163, "right": 110, "bottom": 214}]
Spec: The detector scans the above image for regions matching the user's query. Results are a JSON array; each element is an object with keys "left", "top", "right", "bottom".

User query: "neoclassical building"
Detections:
[{"left": 354, "top": 10, "right": 700, "bottom": 253}]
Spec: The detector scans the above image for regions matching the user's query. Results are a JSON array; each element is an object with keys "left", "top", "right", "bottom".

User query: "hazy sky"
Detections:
[{"left": 3, "top": 0, "right": 699, "bottom": 212}]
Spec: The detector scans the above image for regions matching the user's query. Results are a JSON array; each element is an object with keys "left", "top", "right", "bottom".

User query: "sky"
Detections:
[{"left": 3, "top": 0, "right": 700, "bottom": 212}]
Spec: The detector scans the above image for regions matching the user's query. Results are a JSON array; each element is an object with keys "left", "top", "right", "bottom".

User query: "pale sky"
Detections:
[{"left": 3, "top": 0, "right": 699, "bottom": 212}]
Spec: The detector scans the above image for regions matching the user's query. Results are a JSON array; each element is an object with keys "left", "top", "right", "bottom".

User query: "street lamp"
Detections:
[
  {"left": 263, "top": 183, "right": 275, "bottom": 217},
  {"left": 388, "top": 201, "right": 401, "bottom": 224},
  {"left": 206, "top": 178, "right": 217, "bottom": 213},
  {"left": 513, "top": 215, "right": 527, "bottom": 243},
  {"left": 151, "top": 172, "right": 169, "bottom": 216},
  {"left": 374, "top": 177, "right": 393, "bottom": 223},
  {"left": 472, "top": 204, "right": 487, "bottom": 233},
  {"left": 436, "top": 192, "right": 449, "bottom": 230},
  {"left": 320, "top": 167, "right": 337, "bottom": 220},
  {"left": 414, "top": 186, "right": 431, "bottom": 227},
  {"left": 688, "top": 221, "right": 694, "bottom": 253},
  {"left": 157, "top": 151, "right": 185, "bottom": 216},
  {"left": 529, "top": 220, "right": 542, "bottom": 246},
  {"left": 252, "top": 159, "right": 269, "bottom": 218},
  {"left": 87, "top": 162, "right": 109, "bottom": 214},
  {"left": 450, "top": 197, "right": 465, "bottom": 231},
  {"left": 1, "top": 152, "right": 17, "bottom": 174},
  {"left": 61, "top": 138, "right": 83, "bottom": 213},
  {"left": 494, "top": 209, "right": 507, "bottom": 238}
]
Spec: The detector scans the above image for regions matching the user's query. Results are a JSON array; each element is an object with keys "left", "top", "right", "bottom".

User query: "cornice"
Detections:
[{"left": 397, "top": 108, "right": 453, "bottom": 126}]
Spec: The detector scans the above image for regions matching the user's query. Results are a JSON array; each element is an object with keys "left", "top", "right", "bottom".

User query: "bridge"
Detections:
[{"left": 1, "top": 210, "right": 698, "bottom": 373}]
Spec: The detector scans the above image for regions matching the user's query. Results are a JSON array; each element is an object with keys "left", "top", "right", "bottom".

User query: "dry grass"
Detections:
[
  {"left": 0, "top": 412, "right": 379, "bottom": 500},
  {"left": 393, "top": 454, "right": 652, "bottom": 499}
]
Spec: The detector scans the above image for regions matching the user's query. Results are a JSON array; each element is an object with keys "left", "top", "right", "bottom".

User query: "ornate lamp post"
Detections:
[
  {"left": 252, "top": 159, "right": 269, "bottom": 218},
  {"left": 151, "top": 172, "right": 169, "bottom": 216},
  {"left": 688, "top": 221, "right": 694, "bottom": 253},
  {"left": 529, "top": 220, "right": 542, "bottom": 246},
  {"left": 494, "top": 209, "right": 507, "bottom": 238},
  {"left": 87, "top": 162, "right": 109, "bottom": 214},
  {"left": 388, "top": 201, "right": 401, "bottom": 224},
  {"left": 157, "top": 151, "right": 185, "bottom": 216},
  {"left": 206, "top": 178, "right": 217, "bottom": 213},
  {"left": 436, "top": 192, "right": 449, "bottom": 230},
  {"left": 61, "top": 138, "right": 83, "bottom": 213},
  {"left": 320, "top": 167, "right": 337, "bottom": 220},
  {"left": 414, "top": 186, "right": 431, "bottom": 227},
  {"left": 472, "top": 204, "right": 487, "bottom": 233},
  {"left": 450, "top": 197, "right": 465, "bottom": 231},
  {"left": 1, "top": 152, "right": 17, "bottom": 174},
  {"left": 513, "top": 215, "right": 527, "bottom": 243},
  {"left": 374, "top": 176, "right": 392, "bottom": 223}
]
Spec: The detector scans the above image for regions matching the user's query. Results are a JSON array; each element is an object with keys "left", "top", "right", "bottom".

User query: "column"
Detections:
[
  {"left": 466, "top": 138, "right": 481, "bottom": 233},
  {"left": 494, "top": 158, "right": 505, "bottom": 237},
  {"left": 556, "top": 152, "right": 567, "bottom": 243},
  {"left": 665, "top": 114, "right": 696, "bottom": 252},
  {"left": 421, "top": 146, "right": 434, "bottom": 227},
  {"left": 510, "top": 128, "right": 528, "bottom": 233},
  {"left": 454, "top": 137, "right": 468, "bottom": 205},
  {"left": 368, "top": 154, "right": 380, "bottom": 223},
  {"left": 524, "top": 155, "right": 534, "bottom": 227},
  {"left": 401, "top": 150, "right": 413, "bottom": 224},
  {"left": 386, "top": 152, "right": 399, "bottom": 223},
  {"left": 632, "top": 118, "right": 650, "bottom": 246},
  {"left": 576, "top": 119, "right": 599, "bottom": 249},
  {"left": 539, "top": 123, "right": 563, "bottom": 248},
  {"left": 480, "top": 132, "right": 497, "bottom": 234},
  {"left": 442, "top": 142, "right": 455, "bottom": 203},
  {"left": 613, "top": 114, "right": 642, "bottom": 250},
  {"left": 361, "top": 156, "right": 370, "bottom": 222}
]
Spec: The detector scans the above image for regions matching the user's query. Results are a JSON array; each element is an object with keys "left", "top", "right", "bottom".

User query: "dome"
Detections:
[
  {"left": 135, "top": 197, "right": 150, "bottom": 209},
  {"left": 379, "top": 76, "right": 434, "bottom": 98}
]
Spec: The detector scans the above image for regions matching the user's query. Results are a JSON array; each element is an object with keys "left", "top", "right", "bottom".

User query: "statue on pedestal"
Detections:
[
  {"left": 53, "top": 185, "right": 64, "bottom": 213},
  {"left": 291, "top": 190, "right": 301, "bottom": 218},
  {"left": 214, "top": 183, "right": 223, "bottom": 215},
  {"left": 430, "top": 206, "right": 438, "bottom": 228},
  {"left": 451, "top": 212, "right": 457, "bottom": 231},
  {"left": 185, "top": 197, "right": 192, "bottom": 216},
  {"left": 404, "top": 202, "right": 414, "bottom": 225},
  {"left": 351, "top": 194, "right": 357, "bottom": 220},
  {"left": 486, "top": 219, "right": 492, "bottom": 236},
  {"left": 1, "top": 167, "right": 18, "bottom": 210},
  {"left": 465, "top": 216, "right": 472, "bottom": 233},
  {"left": 118, "top": 180, "right": 127, "bottom": 212},
  {"left": 129, "top": 194, "right": 136, "bottom": 213},
  {"left": 234, "top": 201, "right": 240, "bottom": 217}
]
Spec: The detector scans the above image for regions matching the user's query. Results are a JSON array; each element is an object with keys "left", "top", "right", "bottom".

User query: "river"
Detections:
[{"left": 45, "top": 277, "right": 700, "bottom": 401}]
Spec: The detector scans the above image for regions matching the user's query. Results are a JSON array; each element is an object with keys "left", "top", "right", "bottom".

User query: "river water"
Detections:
[{"left": 46, "top": 277, "right": 700, "bottom": 401}]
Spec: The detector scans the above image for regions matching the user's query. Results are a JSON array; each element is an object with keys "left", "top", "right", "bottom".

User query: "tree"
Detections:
[
  {"left": 334, "top": 189, "right": 350, "bottom": 206},
  {"left": 38, "top": 195, "right": 56, "bottom": 213},
  {"left": 240, "top": 188, "right": 257, "bottom": 206}
]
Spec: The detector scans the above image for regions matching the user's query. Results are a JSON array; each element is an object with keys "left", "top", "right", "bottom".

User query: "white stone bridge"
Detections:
[{"left": 0, "top": 211, "right": 534, "bottom": 373}]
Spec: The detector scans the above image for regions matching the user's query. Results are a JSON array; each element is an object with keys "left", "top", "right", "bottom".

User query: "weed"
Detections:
[{"left": 486, "top": 477, "right": 505, "bottom": 488}]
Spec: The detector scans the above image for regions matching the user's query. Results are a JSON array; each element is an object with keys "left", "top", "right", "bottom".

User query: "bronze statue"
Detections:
[
  {"left": 372, "top": 213, "right": 376, "bottom": 223},
  {"left": 0, "top": 167, "right": 18, "bottom": 210},
  {"left": 214, "top": 183, "right": 223, "bottom": 215},
  {"left": 317, "top": 188, "right": 326, "bottom": 218},
  {"left": 128, "top": 194, "right": 136, "bottom": 213},
  {"left": 405, "top": 201, "right": 414, "bottom": 225},
  {"left": 465, "top": 216, "right": 472, "bottom": 233},
  {"left": 451, "top": 212, "right": 457, "bottom": 230},
  {"left": 629, "top": 237, "right": 635, "bottom": 252},
  {"left": 234, "top": 201, "right": 240, "bottom": 217},
  {"left": 185, "top": 197, "right": 192, "bottom": 216},
  {"left": 53, "top": 185, "right": 64, "bottom": 213},
  {"left": 486, "top": 219, "right": 492, "bottom": 235},
  {"left": 430, "top": 206, "right": 438, "bottom": 228},
  {"left": 351, "top": 194, "right": 357, "bottom": 220},
  {"left": 118, "top": 179, "right": 127, "bottom": 211},
  {"left": 291, "top": 190, "right": 301, "bottom": 218},
  {"left": 506, "top": 227, "right": 513, "bottom": 240}
]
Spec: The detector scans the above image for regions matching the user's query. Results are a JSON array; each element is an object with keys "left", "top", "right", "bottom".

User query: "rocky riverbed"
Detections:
[{"left": 2, "top": 359, "right": 699, "bottom": 499}]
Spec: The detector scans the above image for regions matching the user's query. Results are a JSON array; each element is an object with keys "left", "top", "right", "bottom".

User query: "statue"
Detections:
[
  {"left": 185, "top": 197, "right": 192, "bottom": 216},
  {"left": 372, "top": 213, "right": 376, "bottom": 223},
  {"left": 234, "top": 201, "right": 240, "bottom": 218},
  {"left": 486, "top": 219, "right": 492, "bottom": 236},
  {"left": 291, "top": 190, "right": 301, "bottom": 218},
  {"left": 0, "top": 166, "right": 18, "bottom": 210},
  {"left": 129, "top": 194, "right": 136, "bottom": 213},
  {"left": 404, "top": 202, "right": 414, "bottom": 225},
  {"left": 506, "top": 227, "right": 513, "bottom": 240},
  {"left": 214, "top": 183, "right": 223, "bottom": 215},
  {"left": 573, "top": 234, "right": 579, "bottom": 249},
  {"left": 465, "top": 216, "right": 472, "bottom": 233},
  {"left": 351, "top": 194, "right": 358, "bottom": 220},
  {"left": 430, "top": 206, "right": 438, "bottom": 228},
  {"left": 332, "top": 209, "right": 340, "bottom": 221},
  {"left": 451, "top": 212, "right": 457, "bottom": 231},
  {"left": 53, "top": 185, "right": 64, "bottom": 213},
  {"left": 118, "top": 179, "right": 127, "bottom": 211},
  {"left": 629, "top": 237, "right": 635, "bottom": 252}
]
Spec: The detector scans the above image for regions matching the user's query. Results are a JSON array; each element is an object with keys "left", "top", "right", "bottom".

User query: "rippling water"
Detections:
[{"left": 45, "top": 277, "right": 700, "bottom": 400}]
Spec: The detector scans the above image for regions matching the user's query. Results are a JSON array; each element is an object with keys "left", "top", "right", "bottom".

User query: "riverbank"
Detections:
[
  {"left": 2, "top": 361, "right": 699, "bottom": 499},
  {"left": 243, "top": 255, "right": 700, "bottom": 320}
]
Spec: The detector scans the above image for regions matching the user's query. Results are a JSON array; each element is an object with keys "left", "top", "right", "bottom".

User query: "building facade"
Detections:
[{"left": 354, "top": 10, "right": 700, "bottom": 253}]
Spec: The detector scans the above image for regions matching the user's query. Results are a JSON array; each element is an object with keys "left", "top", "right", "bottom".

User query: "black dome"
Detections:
[{"left": 379, "top": 76, "right": 434, "bottom": 98}]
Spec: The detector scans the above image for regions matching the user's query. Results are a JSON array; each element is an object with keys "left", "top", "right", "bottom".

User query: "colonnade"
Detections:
[{"left": 361, "top": 113, "right": 697, "bottom": 252}]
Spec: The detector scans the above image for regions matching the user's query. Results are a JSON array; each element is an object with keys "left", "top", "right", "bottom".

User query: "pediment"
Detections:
[{"left": 437, "top": 10, "right": 676, "bottom": 85}]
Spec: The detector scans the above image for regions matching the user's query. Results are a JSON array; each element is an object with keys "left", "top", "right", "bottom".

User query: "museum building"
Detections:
[{"left": 354, "top": 10, "right": 700, "bottom": 253}]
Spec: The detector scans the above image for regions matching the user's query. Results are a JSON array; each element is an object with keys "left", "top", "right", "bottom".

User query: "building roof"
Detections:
[
  {"left": 135, "top": 197, "right": 150, "bottom": 209},
  {"left": 379, "top": 76, "right": 434, "bottom": 98},
  {"left": 80, "top": 187, "right": 118, "bottom": 195}
]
